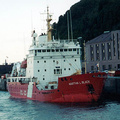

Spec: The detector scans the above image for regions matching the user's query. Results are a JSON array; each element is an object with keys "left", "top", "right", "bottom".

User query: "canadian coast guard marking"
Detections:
[{"left": 69, "top": 80, "right": 90, "bottom": 86}]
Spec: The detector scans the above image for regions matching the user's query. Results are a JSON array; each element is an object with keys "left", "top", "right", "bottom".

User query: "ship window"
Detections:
[
  {"left": 77, "top": 49, "right": 79, "bottom": 54},
  {"left": 69, "top": 49, "right": 72, "bottom": 51},
  {"left": 38, "top": 70, "right": 40, "bottom": 72},
  {"left": 73, "top": 49, "right": 76, "bottom": 51},
  {"left": 54, "top": 69, "right": 62, "bottom": 74},
  {"left": 45, "top": 86, "right": 48, "bottom": 89},
  {"left": 37, "top": 61, "right": 39, "bottom": 63},
  {"left": 75, "top": 59, "right": 76, "bottom": 61},
  {"left": 53, "top": 60, "right": 55, "bottom": 62},
  {"left": 56, "top": 49, "right": 59, "bottom": 52},
  {"left": 60, "top": 49, "right": 63, "bottom": 52},
  {"left": 65, "top": 77, "right": 67, "bottom": 81},
  {"left": 38, "top": 50, "right": 41, "bottom": 52},
  {"left": 52, "top": 49, "right": 55, "bottom": 52},
  {"left": 64, "top": 68, "right": 66, "bottom": 70},
  {"left": 47, "top": 49, "right": 50, "bottom": 52},
  {"left": 42, "top": 50, "right": 46, "bottom": 52},
  {"left": 69, "top": 68, "right": 70, "bottom": 70},
  {"left": 43, "top": 78, "right": 45, "bottom": 80},
  {"left": 45, "top": 69, "right": 46, "bottom": 72},
  {"left": 44, "top": 61, "right": 46, "bottom": 63},
  {"left": 51, "top": 86, "right": 54, "bottom": 89},
  {"left": 64, "top": 49, "right": 67, "bottom": 52}
]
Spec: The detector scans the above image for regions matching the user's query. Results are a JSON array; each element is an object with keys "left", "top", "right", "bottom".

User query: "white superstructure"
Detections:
[
  {"left": 8, "top": 7, "right": 82, "bottom": 90},
  {"left": 26, "top": 32, "right": 81, "bottom": 87}
]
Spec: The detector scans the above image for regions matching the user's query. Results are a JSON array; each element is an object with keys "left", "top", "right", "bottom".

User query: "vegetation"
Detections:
[{"left": 52, "top": 0, "right": 120, "bottom": 41}]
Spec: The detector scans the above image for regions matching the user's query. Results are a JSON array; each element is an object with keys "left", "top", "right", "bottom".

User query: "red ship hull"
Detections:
[{"left": 7, "top": 73, "right": 106, "bottom": 103}]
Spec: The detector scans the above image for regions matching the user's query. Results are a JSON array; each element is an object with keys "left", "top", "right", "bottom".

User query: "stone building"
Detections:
[{"left": 86, "top": 30, "right": 120, "bottom": 72}]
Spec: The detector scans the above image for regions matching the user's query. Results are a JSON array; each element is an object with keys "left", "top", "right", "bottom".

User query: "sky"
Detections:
[{"left": 0, "top": 0, "right": 80, "bottom": 64}]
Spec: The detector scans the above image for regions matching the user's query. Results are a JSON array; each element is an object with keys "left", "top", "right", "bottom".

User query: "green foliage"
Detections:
[{"left": 52, "top": 0, "right": 120, "bottom": 42}]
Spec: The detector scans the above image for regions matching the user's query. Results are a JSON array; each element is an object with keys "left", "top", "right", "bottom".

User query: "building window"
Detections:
[
  {"left": 118, "top": 64, "right": 120, "bottom": 70},
  {"left": 54, "top": 69, "right": 62, "bottom": 75},
  {"left": 91, "top": 66, "right": 94, "bottom": 71},
  {"left": 102, "top": 65, "right": 106, "bottom": 71},
  {"left": 113, "top": 34, "right": 116, "bottom": 56},
  {"left": 96, "top": 44, "right": 99, "bottom": 61},
  {"left": 101, "top": 43, "right": 105, "bottom": 60},
  {"left": 117, "top": 33, "right": 120, "bottom": 59},
  {"left": 108, "top": 65, "right": 112, "bottom": 70},
  {"left": 90, "top": 45, "right": 94, "bottom": 61},
  {"left": 107, "top": 43, "right": 112, "bottom": 60}
]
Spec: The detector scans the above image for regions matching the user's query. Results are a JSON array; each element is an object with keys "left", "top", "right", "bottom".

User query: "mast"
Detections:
[
  {"left": 67, "top": 12, "right": 70, "bottom": 40},
  {"left": 46, "top": 6, "right": 53, "bottom": 42},
  {"left": 84, "top": 40, "right": 87, "bottom": 73},
  {"left": 70, "top": 9, "right": 73, "bottom": 41}
]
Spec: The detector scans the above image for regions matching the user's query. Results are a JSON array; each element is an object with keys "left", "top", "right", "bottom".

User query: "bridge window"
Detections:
[
  {"left": 47, "top": 49, "right": 50, "bottom": 52},
  {"left": 60, "top": 49, "right": 63, "bottom": 52},
  {"left": 42, "top": 50, "right": 46, "bottom": 52},
  {"left": 64, "top": 49, "right": 67, "bottom": 52},
  {"left": 73, "top": 49, "right": 76, "bottom": 51},
  {"left": 56, "top": 49, "right": 59, "bottom": 52}
]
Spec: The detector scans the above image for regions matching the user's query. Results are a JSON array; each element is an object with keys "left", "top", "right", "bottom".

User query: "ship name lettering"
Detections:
[{"left": 69, "top": 80, "right": 90, "bottom": 86}]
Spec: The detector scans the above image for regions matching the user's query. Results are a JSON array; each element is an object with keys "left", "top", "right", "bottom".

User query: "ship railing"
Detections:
[
  {"left": 7, "top": 77, "right": 37, "bottom": 83},
  {"left": 55, "top": 39, "right": 78, "bottom": 44}
]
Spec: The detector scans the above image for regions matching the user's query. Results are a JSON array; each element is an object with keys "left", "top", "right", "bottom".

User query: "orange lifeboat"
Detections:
[{"left": 21, "top": 60, "right": 27, "bottom": 68}]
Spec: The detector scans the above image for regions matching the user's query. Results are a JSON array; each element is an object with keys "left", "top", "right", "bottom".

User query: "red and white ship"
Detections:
[{"left": 7, "top": 7, "right": 106, "bottom": 103}]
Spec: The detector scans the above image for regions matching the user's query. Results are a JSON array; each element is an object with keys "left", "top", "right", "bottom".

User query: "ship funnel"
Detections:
[{"left": 46, "top": 6, "right": 53, "bottom": 42}]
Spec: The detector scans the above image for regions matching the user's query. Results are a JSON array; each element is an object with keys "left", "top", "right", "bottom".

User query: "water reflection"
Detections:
[{"left": 1, "top": 91, "right": 120, "bottom": 120}]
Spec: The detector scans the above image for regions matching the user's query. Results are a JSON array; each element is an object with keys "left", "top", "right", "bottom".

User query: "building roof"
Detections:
[{"left": 86, "top": 31, "right": 111, "bottom": 45}]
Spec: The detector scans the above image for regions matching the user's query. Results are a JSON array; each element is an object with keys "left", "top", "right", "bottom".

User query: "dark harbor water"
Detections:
[{"left": 0, "top": 91, "right": 120, "bottom": 120}]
